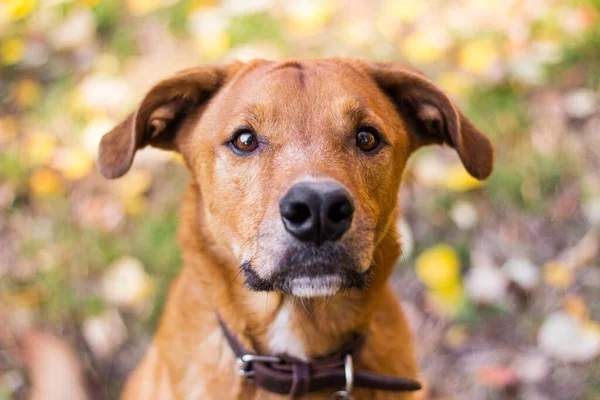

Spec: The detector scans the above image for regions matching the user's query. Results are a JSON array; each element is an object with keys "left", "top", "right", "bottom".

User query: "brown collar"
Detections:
[{"left": 216, "top": 314, "right": 421, "bottom": 398}]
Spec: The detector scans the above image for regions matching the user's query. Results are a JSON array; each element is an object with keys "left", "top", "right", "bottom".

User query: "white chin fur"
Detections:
[{"left": 290, "top": 275, "right": 342, "bottom": 298}]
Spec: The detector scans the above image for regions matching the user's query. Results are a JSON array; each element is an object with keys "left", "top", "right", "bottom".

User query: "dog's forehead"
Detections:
[{"left": 228, "top": 60, "right": 375, "bottom": 109}]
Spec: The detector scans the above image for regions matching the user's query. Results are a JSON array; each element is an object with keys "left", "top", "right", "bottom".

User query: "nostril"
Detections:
[
  {"left": 328, "top": 200, "right": 354, "bottom": 223},
  {"left": 283, "top": 202, "right": 311, "bottom": 225}
]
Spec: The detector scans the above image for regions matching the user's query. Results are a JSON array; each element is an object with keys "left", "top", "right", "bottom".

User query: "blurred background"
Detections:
[{"left": 1, "top": 0, "right": 599, "bottom": 399}]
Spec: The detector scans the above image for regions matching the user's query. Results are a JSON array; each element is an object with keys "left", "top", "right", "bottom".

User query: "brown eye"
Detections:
[
  {"left": 232, "top": 131, "right": 259, "bottom": 154},
  {"left": 356, "top": 129, "right": 380, "bottom": 152}
]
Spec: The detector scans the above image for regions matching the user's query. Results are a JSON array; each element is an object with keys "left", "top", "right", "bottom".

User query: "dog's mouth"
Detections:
[{"left": 241, "top": 242, "right": 372, "bottom": 297}]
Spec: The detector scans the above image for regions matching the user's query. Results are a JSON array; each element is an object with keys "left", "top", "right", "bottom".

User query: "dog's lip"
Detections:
[{"left": 289, "top": 275, "right": 342, "bottom": 298}]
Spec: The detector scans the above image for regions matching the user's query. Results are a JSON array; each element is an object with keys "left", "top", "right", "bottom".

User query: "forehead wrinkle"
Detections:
[
  {"left": 223, "top": 102, "right": 276, "bottom": 135},
  {"left": 326, "top": 96, "right": 382, "bottom": 133},
  {"left": 243, "top": 103, "right": 274, "bottom": 127},
  {"left": 337, "top": 97, "right": 368, "bottom": 124}
]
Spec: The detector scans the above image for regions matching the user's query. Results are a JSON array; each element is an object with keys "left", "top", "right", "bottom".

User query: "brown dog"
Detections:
[{"left": 98, "top": 59, "right": 493, "bottom": 399}]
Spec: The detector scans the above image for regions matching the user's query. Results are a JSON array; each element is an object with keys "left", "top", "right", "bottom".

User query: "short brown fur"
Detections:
[{"left": 99, "top": 58, "right": 493, "bottom": 399}]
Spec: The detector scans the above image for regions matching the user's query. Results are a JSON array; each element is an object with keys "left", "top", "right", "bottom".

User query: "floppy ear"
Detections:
[
  {"left": 367, "top": 62, "right": 494, "bottom": 180},
  {"left": 98, "top": 62, "right": 242, "bottom": 179}
]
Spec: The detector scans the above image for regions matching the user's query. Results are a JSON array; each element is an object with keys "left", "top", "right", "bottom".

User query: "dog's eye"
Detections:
[
  {"left": 231, "top": 130, "right": 259, "bottom": 154},
  {"left": 356, "top": 128, "right": 380, "bottom": 152}
]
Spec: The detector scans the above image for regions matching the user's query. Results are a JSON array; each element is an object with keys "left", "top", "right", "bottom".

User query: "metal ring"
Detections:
[
  {"left": 329, "top": 354, "right": 355, "bottom": 399},
  {"left": 344, "top": 354, "right": 354, "bottom": 395},
  {"left": 330, "top": 390, "right": 352, "bottom": 400}
]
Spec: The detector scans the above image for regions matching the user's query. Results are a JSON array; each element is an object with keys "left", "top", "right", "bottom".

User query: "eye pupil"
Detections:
[
  {"left": 356, "top": 130, "right": 379, "bottom": 152},
  {"left": 233, "top": 131, "right": 259, "bottom": 153}
]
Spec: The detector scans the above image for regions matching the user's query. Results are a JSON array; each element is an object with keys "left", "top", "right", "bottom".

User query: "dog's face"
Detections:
[{"left": 99, "top": 59, "right": 493, "bottom": 298}]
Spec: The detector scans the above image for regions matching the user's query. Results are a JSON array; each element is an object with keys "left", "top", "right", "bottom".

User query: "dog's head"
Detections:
[{"left": 99, "top": 59, "right": 493, "bottom": 298}]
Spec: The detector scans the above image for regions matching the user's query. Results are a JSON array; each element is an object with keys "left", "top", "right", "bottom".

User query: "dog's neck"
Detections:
[{"left": 178, "top": 184, "right": 399, "bottom": 360}]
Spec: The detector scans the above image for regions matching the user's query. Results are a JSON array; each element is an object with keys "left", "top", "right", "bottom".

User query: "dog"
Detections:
[{"left": 98, "top": 58, "right": 493, "bottom": 399}]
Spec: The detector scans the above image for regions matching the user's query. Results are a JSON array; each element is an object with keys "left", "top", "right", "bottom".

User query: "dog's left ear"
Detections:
[
  {"left": 367, "top": 62, "right": 494, "bottom": 180},
  {"left": 98, "top": 62, "right": 242, "bottom": 179}
]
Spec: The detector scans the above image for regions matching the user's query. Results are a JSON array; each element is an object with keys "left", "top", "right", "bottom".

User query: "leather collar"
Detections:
[{"left": 216, "top": 314, "right": 422, "bottom": 398}]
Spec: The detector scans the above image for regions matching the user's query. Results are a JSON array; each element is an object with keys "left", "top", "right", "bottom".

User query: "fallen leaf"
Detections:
[
  {"left": 401, "top": 30, "right": 448, "bottom": 64},
  {"left": 52, "top": 147, "right": 94, "bottom": 180},
  {"left": 476, "top": 365, "right": 518, "bottom": 387},
  {"left": 538, "top": 311, "right": 600, "bottom": 362},
  {"left": 102, "top": 257, "right": 154, "bottom": 308},
  {"left": 29, "top": 169, "right": 64, "bottom": 196},
  {"left": 563, "top": 89, "right": 597, "bottom": 119},
  {"left": 458, "top": 39, "right": 500, "bottom": 75},
  {"left": 444, "top": 325, "right": 468, "bottom": 348},
  {"left": 515, "top": 352, "right": 550, "bottom": 383},
  {"left": 543, "top": 261, "right": 574, "bottom": 289},
  {"left": 465, "top": 264, "right": 508, "bottom": 304},
  {"left": 503, "top": 257, "right": 540, "bottom": 290},
  {"left": 441, "top": 164, "right": 484, "bottom": 191},
  {"left": 283, "top": 0, "right": 336, "bottom": 34},
  {"left": 438, "top": 71, "right": 473, "bottom": 98},
  {"left": 82, "top": 310, "right": 127, "bottom": 359},
  {"left": 428, "top": 285, "right": 466, "bottom": 317},
  {"left": 5, "top": 0, "right": 37, "bottom": 21},
  {"left": 49, "top": 10, "right": 96, "bottom": 51},
  {"left": 450, "top": 200, "right": 479, "bottom": 230},
  {"left": 23, "top": 131, "right": 57, "bottom": 166},
  {"left": 126, "top": 0, "right": 165, "bottom": 15},
  {"left": 415, "top": 244, "right": 461, "bottom": 291},
  {"left": 14, "top": 79, "right": 42, "bottom": 107},
  {"left": 563, "top": 296, "right": 587, "bottom": 322},
  {"left": 1, "top": 37, "right": 25, "bottom": 65}
]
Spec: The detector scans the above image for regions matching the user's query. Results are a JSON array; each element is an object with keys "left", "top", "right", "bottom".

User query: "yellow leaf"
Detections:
[
  {"left": 79, "top": 0, "right": 101, "bottom": 7},
  {"left": 0, "top": 117, "right": 18, "bottom": 142},
  {"left": 5, "top": 0, "right": 37, "bottom": 20},
  {"left": 380, "top": 0, "right": 424, "bottom": 22},
  {"left": 115, "top": 169, "right": 152, "bottom": 199},
  {"left": 416, "top": 244, "right": 462, "bottom": 291},
  {"left": 458, "top": 39, "right": 499, "bottom": 75},
  {"left": 123, "top": 195, "right": 147, "bottom": 216},
  {"left": 402, "top": 31, "right": 446, "bottom": 64},
  {"left": 126, "top": 0, "right": 162, "bottom": 15},
  {"left": 583, "top": 320, "right": 600, "bottom": 338},
  {"left": 114, "top": 169, "right": 152, "bottom": 215},
  {"left": 54, "top": 147, "right": 93, "bottom": 180},
  {"left": 24, "top": 131, "right": 57, "bottom": 166},
  {"left": 543, "top": 261, "right": 574, "bottom": 289},
  {"left": 29, "top": 168, "right": 64, "bottom": 196},
  {"left": 438, "top": 72, "right": 472, "bottom": 98},
  {"left": 429, "top": 285, "right": 465, "bottom": 316},
  {"left": 563, "top": 294, "right": 588, "bottom": 322},
  {"left": 14, "top": 78, "right": 42, "bottom": 107},
  {"left": 444, "top": 324, "right": 468, "bottom": 348},
  {"left": 1, "top": 37, "right": 25, "bottom": 65},
  {"left": 441, "top": 165, "right": 484, "bottom": 191},
  {"left": 194, "top": 31, "right": 230, "bottom": 59},
  {"left": 285, "top": 0, "right": 336, "bottom": 35},
  {"left": 186, "top": 0, "right": 217, "bottom": 14}
]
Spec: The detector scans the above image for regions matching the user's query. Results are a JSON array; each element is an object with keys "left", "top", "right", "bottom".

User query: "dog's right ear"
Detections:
[
  {"left": 364, "top": 61, "right": 494, "bottom": 180},
  {"left": 98, "top": 62, "right": 242, "bottom": 179}
]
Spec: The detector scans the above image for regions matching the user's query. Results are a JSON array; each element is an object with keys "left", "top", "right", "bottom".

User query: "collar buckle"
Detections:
[{"left": 237, "top": 354, "right": 281, "bottom": 382}]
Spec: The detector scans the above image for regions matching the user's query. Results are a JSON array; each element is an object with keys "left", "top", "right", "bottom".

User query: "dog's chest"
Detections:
[{"left": 267, "top": 299, "right": 308, "bottom": 361}]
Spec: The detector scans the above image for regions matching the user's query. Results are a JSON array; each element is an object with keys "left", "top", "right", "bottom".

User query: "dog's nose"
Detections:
[{"left": 279, "top": 181, "right": 354, "bottom": 245}]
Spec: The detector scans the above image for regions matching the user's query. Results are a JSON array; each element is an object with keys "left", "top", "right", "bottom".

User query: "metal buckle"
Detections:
[
  {"left": 330, "top": 354, "right": 354, "bottom": 400},
  {"left": 237, "top": 354, "right": 281, "bottom": 382}
]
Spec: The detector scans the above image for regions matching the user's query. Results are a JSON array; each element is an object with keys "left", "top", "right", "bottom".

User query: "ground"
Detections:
[{"left": 1, "top": 1, "right": 599, "bottom": 399}]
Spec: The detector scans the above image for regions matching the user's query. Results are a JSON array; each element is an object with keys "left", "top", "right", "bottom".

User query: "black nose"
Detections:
[{"left": 279, "top": 181, "right": 354, "bottom": 245}]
